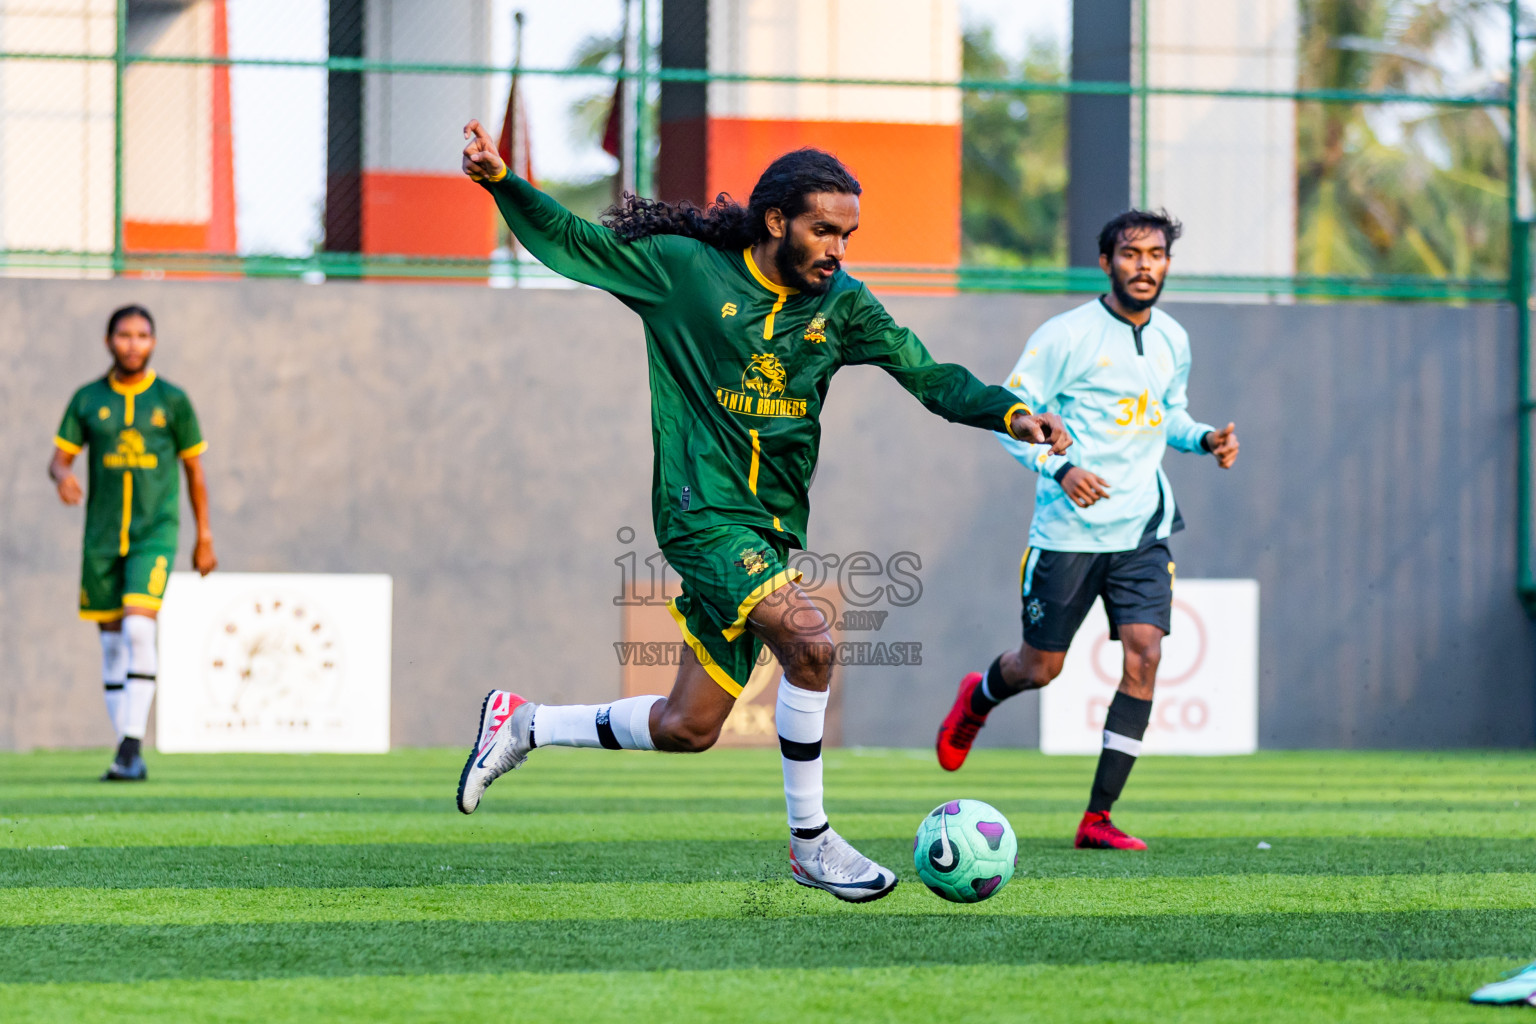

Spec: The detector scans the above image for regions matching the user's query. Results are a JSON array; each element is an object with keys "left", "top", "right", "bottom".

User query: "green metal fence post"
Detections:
[
  {"left": 1510, "top": 0, "right": 1536, "bottom": 614},
  {"left": 112, "top": 0, "right": 127, "bottom": 276},
  {"left": 634, "top": 0, "right": 651, "bottom": 198},
  {"left": 1137, "top": 0, "right": 1149, "bottom": 209}
]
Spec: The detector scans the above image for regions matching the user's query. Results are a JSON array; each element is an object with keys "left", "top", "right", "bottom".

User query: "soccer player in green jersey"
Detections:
[
  {"left": 454, "top": 119, "right": 1068, "bottom": 901},
  {"left": 50, "top": 305, "right": 217, "bottom": 781}
]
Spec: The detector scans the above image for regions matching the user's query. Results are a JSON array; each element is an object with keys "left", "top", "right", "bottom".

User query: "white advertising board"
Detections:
[
  {"left": 156, "top": 573, "right": 392, "bottom": 753},
  {"left": 1039, "top": 579, "right": 1258, "bottom": 755}
]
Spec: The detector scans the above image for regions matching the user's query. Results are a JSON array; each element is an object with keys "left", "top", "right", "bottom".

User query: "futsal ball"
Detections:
[{"left": 913, "top": 799, "right": 1018, "bottom": 903}]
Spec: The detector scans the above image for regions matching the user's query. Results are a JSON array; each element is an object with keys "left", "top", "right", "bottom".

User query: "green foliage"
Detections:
[
  {"left": 960, "top": 29, "right": 1068, "bottom": 268},
  {"left": 1297, "top": 0, "right": 1511, "bottom": 277}
]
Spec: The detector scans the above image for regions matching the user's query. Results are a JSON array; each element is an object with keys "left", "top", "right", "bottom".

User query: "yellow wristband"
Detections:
[{"left": 1003, "top": 402, "right": 1034, "bottom": 439}]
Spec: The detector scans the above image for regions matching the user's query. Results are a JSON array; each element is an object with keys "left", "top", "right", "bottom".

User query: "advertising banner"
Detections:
[
  {"left": 1039, "top": 579, "right": 1258, "bottom": 755},
  {"left": 156, "top": 572, "right": 392, "bottom": 753}
]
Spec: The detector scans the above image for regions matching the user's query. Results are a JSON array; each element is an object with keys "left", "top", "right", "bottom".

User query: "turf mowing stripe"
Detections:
[
  {"left": 2, "top": 873, "right": 1532, "bottom": 926},
  {"left": 7, "top": 807, "right": 1536, "bottom": 848},
  {"left": 5, "top": 837, "right": 1532, "bottom": 889},
  {"left": 12, "top": 798, "right": 1536, "bottom": 822},
  {"left": 0, "top": 958, "right": 1517, "bottom": 1024},
  {"left": 4, "top": 911, "right": 1536, "bottom": 983}
]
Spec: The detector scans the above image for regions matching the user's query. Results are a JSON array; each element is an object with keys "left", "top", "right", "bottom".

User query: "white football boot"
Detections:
[
  {"left": 789, "top": 826, "right": 899, "bottom": 903},
  {"left": 456, "top": 690, "right": 535, "bottom": 814}
]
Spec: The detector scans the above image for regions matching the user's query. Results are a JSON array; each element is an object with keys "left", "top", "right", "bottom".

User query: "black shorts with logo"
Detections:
[{"left": 1019, "top": 503, "right": 1179, "bottom": 652}]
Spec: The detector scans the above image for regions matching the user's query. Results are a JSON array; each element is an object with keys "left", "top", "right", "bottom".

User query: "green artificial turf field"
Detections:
[{"left": 1, "top": 747, "right": 1533, "bottom": 1022}]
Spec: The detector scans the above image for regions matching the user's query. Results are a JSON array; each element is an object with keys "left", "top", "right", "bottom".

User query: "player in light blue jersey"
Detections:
[{"left": 935, "top": 210, "right": 1239, "bottom": 850}]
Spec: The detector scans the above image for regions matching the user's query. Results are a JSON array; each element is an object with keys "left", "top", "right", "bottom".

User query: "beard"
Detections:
[
  {"left": 1109, "top": 267, "right": 1165, "bottom": 313},
  {"left": 774, "top": 236, "right": 837, "bottom": 295}
]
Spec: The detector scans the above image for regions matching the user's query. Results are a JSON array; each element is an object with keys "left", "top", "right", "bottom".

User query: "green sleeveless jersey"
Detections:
[
  {"left": 482, "top": 174, "right": 1030, "bottom": 548},
  {"left": 55, "top": 371, "right": 205, "bottom": 556}
]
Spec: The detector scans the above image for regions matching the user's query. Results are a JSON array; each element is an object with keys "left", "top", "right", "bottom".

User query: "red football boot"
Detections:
[
  {"left": 1074, "top": 810, "right": 1148, "bottom": 850},
  {"left": 936, "top": 672, "right": 988, "bottom": 771}
]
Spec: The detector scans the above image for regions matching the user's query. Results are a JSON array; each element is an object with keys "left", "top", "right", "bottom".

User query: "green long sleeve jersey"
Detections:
[{"left": 482, "top": 173, "right": 1031, "bottom": 548}]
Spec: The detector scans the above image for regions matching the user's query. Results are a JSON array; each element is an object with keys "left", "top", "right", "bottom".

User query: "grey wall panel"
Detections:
[
  {"left": 0, "top": 277, "right": 1526, "bottom": 750},
  {"left": 1159, "top": 300, "right": 1533, "bottom": 748}
]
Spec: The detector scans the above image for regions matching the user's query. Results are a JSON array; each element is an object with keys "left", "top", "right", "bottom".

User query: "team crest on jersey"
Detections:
[
  {"left": 102, "top": 428, "right": 158, "bottom": 469},
  {"left": 151, "top": 407, "right": 167, "bottom": 428},
  {"left": 97, "top": 406, "right": 110, "bottom": 420},
  {"left": 803, "top": 313, "right": 827, "bottom": 344},
  {"left": 716, "top": 353, "right": 809, "bottom": 419},
  {"left": 736, "top": 548, "right": 769, "bottom": 576},
  {"left": 1026, "top": 599, "right": 1045, "bottom": 625}
]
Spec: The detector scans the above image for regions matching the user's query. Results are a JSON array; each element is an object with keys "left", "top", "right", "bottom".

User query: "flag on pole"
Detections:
[
  {"left": 601, "top": 79, "right": 624, "bottom": 159},
  {"left": 498, "top": 12, "right": 535, "bottom": 185}
]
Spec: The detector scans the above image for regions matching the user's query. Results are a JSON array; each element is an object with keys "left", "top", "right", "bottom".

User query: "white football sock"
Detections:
[
  {"left": 100, "top": 629, "right": 128, "bottom": 740},
  {"left": 122, "top": 615, "right": 158, "bottom": 741},
  {"left": 776, "top": 677, "right": 829, "bottom": 831},
  {"left": 532, "top": 696, "right": 662, "bottom": 751}
]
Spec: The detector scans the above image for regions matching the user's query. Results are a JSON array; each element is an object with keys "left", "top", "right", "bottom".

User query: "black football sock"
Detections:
[
  {"left": 968, "top": 656, "right": 1009, "bottom": 716},
  {"left": 115, "top": 736, "right": 141, "bottom": 763},
  {"left": 1087, "top": 691, "right": 1152, "bottom": 814}
]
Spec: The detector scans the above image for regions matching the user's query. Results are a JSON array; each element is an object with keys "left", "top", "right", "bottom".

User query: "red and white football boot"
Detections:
[{"left": 935, "top": 671, "right": 988, "bottom": 772}]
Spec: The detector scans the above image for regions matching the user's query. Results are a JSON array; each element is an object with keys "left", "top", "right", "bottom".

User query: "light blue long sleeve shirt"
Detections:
[{"left": 999, "top": 298, "right": 1216, "bottom": 553}]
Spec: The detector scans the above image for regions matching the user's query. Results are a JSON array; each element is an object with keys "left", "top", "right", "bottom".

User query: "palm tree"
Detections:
[{"left": 1297, "top": 0, "right": 1510, "bottom": 279}]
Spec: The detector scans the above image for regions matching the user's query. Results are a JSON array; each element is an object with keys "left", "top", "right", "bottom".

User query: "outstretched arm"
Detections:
[
  {"left": 843, "top": 287, "right": 1069, "bottom": 452},
  {"left": 1161, "top": 344, "right": 1236, "bottom": 467},
  {"left": 463, "top": 120, "right": 668, "bottom": 307}
]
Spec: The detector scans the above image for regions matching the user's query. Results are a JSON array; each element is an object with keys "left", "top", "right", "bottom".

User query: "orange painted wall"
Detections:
[
  {"left": 123, "top": 221, "right": 208, "bottom": 251},
  {"left": 361, "top": 172, "right": 497, "bottom": 257},
  {"left": 706, "top": 119, "right": 961, "bottom": 268}
]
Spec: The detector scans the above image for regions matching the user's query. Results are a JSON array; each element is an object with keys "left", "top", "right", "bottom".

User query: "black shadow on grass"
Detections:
[
  {"left": 3, "top": 910, "right": 1535, "bottom": 983},
  {"left": 3, "top": 838, "right": 1533, "bottom": 890}
]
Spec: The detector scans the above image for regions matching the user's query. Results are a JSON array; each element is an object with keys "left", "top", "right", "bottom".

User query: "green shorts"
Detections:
[
  {"left": 662, "top": 524, "right": 801, "bottom": 697},
  {"left": 80, "top": 548, "right": 174, "bottom": 621}
]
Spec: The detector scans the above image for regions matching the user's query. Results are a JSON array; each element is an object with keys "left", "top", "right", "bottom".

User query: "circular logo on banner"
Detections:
[
  {"left": 203, "top": 593, "right": 345, "bottom": 716},
  {"left": 1089, "top": 598, "right": 1207, "bottom": 687}
]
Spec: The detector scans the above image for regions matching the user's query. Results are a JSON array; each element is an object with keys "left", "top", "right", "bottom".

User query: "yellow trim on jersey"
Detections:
[
  {"left": 748, "top": 430, "right": 761, "bottom": 493},
  {"left": 79, "top": 608, "right": 125, "bottom": 622},
  {"left": 123, "top": 593, "right": 163, "bottom": 611},
  {"left": 119, "top": 472, "right": 132, "bottom": 556},
  {"left": 773, "top": 516, "right": 781, "bottom": 531},
  {"left": 666, "top": 598, "right": 745, "bottom": 698},
  {"left": 742, "top": 248, "right": 796, "bottom": 340},
  {"left": 178, "top": 440, "right": 208, "bottom": 459},
  {"left": 1019, "top": 546, "right": 1032, "bottom": 592},
  {"left": 1002, "top": 402, "right": 1034, "bottom": 439},
  {"left": 721, "top": 567, "right": 802, "bottom": 642},
  {"left": 486, "top": 164, "right": 508, "bottom": 182},
  {"left": 53, "top": 435, "right": 82, "bottom": 455},
  {"left": 109, "top": 370, "right": 155, "bottom": 427}
]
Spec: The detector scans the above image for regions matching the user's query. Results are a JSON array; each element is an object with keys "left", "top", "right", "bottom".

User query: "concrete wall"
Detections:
[{"left": 0, "top": 277, "right": 1528, "bottom": 750}]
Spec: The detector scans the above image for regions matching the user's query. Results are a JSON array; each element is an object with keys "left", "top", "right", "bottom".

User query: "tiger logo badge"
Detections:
[
  {"left": 151, "top": 407, "right": 167, "bottom": 428},
  {"left": 742, "top": 353, "right": 787, "bottom": 397},
  {"left": 803, "top": 313, "right": 827, "bottom": 344}
]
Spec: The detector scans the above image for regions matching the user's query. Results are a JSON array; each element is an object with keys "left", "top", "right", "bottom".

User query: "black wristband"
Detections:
[
  {"left": 1200, "top": 432, "right": 1215, "bottom": 453},
  {"left": 1053, "top": 462, "right": 1075, "bottom": 485}
]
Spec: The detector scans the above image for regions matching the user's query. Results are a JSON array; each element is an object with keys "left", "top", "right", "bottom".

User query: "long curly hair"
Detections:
[{"left": 602, "top": 148, "right": 861, "bottom": 249}]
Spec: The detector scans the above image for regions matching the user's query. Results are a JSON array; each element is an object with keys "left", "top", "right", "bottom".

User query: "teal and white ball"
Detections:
[{"left": 913, "top": 799, "right": 1018, "bottom": 903}]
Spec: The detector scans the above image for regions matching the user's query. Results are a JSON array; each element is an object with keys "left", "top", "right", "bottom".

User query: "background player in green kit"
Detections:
[
  {"left": 454, "top": 119, "right": 1069, "bottom": 901},
  {"left": 50, "top": 305, "right": 217, "bottom": 781}
]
